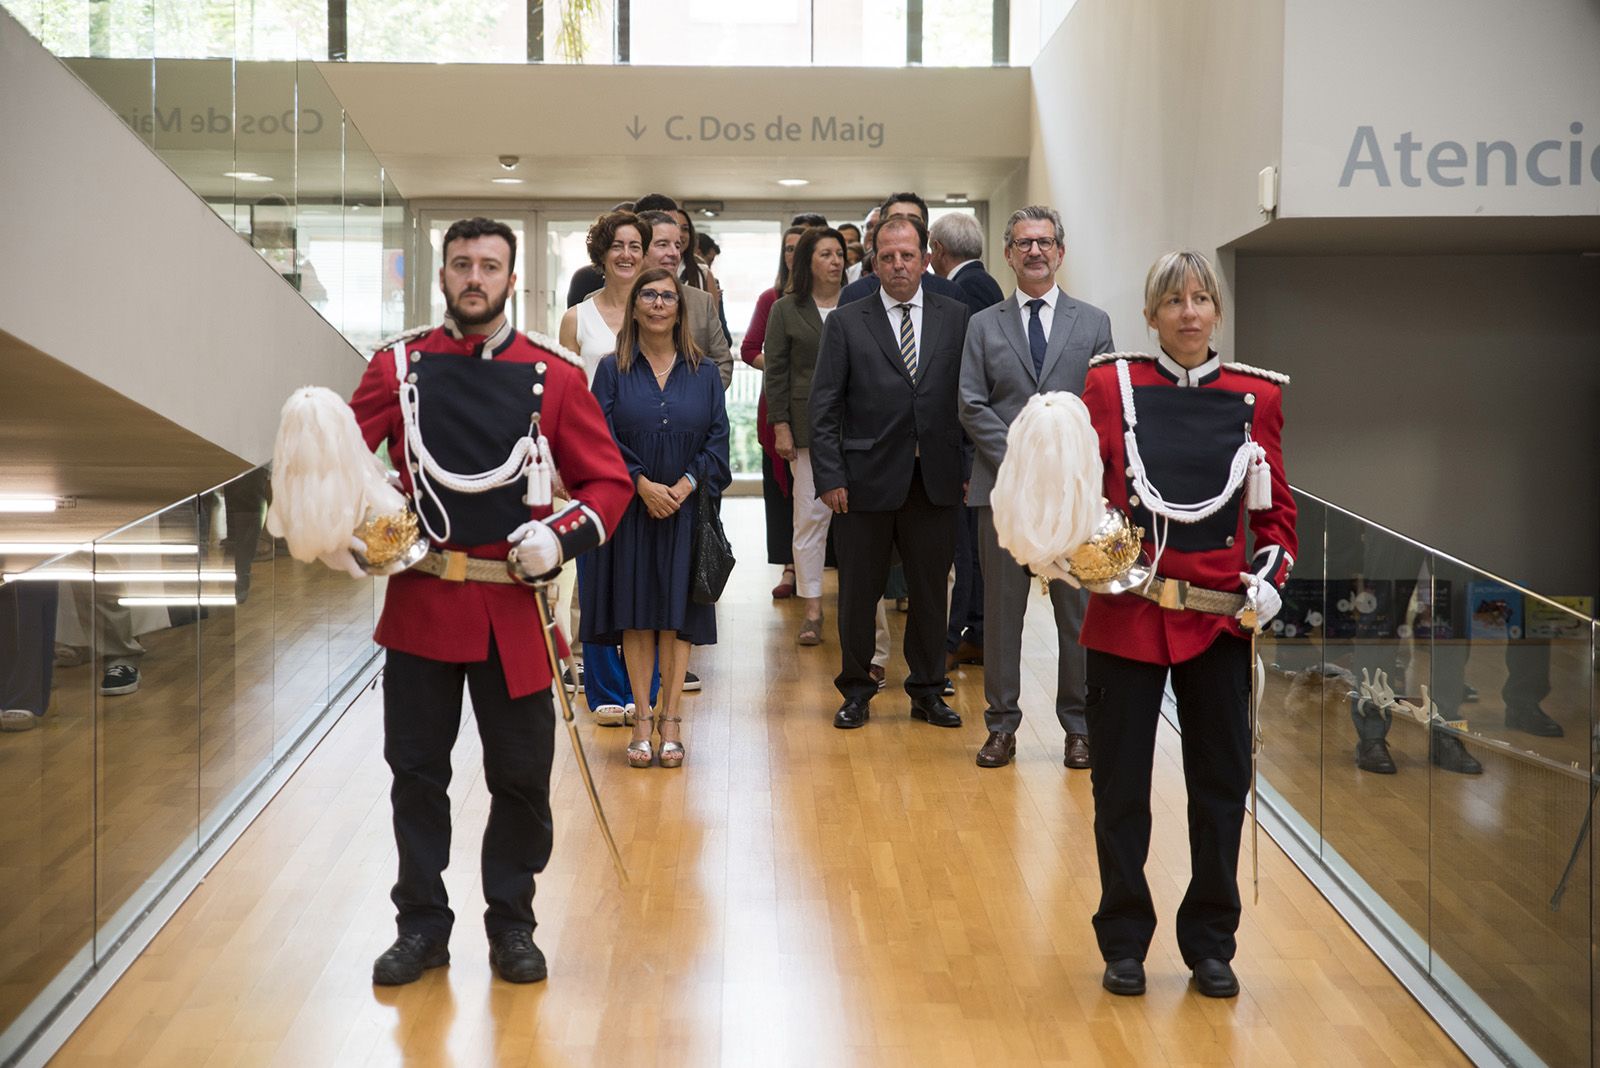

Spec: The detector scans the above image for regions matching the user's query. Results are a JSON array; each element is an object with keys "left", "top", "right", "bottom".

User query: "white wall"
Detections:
[
  {"left": 1026, "top": 0, "right": 1285, "bottom": 351},
  {"left": 0, "top": 10, "right": 363, "bottom": 467},
  {"left": 1235, "top": 252, "right": 1600, "bottom": 598}
]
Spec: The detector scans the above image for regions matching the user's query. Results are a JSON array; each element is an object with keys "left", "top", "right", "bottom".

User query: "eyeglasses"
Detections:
[
  {"left": 637, "top": 288, "right": 679, "bottom": 306},
  {"left": 1010, "top": 237, "right": 1059, "bottom": 252}
]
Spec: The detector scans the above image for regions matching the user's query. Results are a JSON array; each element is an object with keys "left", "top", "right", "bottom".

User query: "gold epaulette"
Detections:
[
  {"left": 1087, "top": 351, "right": 1155, "bottom": 368},
  {"left": 370, "top": 324, "right": 434, "bottom": 356},
  {"left": 524, "top": 330, "right": 587, "bottom": 371},
  {"left": 1224, "top": 361, "right": 1290, "bottom": 385}
]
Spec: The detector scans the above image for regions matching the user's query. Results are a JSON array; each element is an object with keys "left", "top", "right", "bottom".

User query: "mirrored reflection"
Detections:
[
  {"left": 343, "top": 126, "right": 385, "bottom": 353},
  {"left": 1427, "top": 557, "right": 1590, "bottom": 1065},
  {"left": 235, "top": 60, "right": 301, "bottom": 261},
  {"left": 198, "top": 467, "right": 276, "bottom": 843},
  {"left": 153, "top": 57, "right": 235, "bottom": 226},
  {"left": 0, "top": 551, "right": 95, "bottom": 1040},
  {"left": 92, "top": 500, "right": 201, "bottom": 957},
  {"left": 294, "top": 60, "right": 345, "bottom": 328},
  {"left": 271, "top": 549, "right": 330, "bottom": 755},
  {"left": 1256, "top": 492, "right": 1324, "bottom": 844},
  {"left": 380, "top": 170, "right": 408, "bottom": 341},
  {"left": 1319, "top": 508, "right": 1428, "bottom": 961},
  {"left": 62, "top": 55, "right": 156, "bottom": 149}
]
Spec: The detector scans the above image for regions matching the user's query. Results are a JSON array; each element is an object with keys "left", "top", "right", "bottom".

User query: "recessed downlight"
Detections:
[
  {"left": 223, "top": 171, "right": 275, "bottom": 182},
  {"left": 776, "top": 178, "right": 809, "bottom": 187},
  {"left": 491, "top": 177, "right": 526, "bottom": 185}
]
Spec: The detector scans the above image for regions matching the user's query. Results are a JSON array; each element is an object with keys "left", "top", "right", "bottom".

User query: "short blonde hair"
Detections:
[{"left": 1143, "top": 251, "right": 1223, "bottom": 323}]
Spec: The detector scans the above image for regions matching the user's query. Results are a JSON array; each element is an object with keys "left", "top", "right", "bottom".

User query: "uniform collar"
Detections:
[
  {"left": 1155, "top": 348, "right": 1221, "bottom": 387},
  {"left": 443, "top": 313, "right": 515, "bottom": 358}
]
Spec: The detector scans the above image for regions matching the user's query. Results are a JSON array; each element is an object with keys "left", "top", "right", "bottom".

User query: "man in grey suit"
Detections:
[
  {"left": 637, "top": 211, "right": 734, "bottom": 388},
  {"left": 958, "top": 205, "right": 1114, "bottom": 769}
]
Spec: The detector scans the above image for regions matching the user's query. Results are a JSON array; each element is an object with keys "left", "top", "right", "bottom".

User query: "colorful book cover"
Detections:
[
  {"left": 1326, "top": 580, "right": 1392, "bottom": 639},
  {"left": 1466, "top": 580, "right": 1524, "bottom": 640},
  {"left": 1526, "top": 596, "right": 1594, "bottom": 640},
  {"left": 1393, "top": 578, "right": 1452, "bottom": 639}
]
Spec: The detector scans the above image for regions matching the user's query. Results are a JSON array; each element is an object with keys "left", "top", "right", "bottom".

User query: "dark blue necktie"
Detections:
[{"left": 1026, "top": 298, "right": 1047, "bottom": 377}]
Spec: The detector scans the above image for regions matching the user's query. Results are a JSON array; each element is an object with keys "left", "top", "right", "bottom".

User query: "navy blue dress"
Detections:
[{"left": 581, "top": 350, "right": 731, "bottom": 646}]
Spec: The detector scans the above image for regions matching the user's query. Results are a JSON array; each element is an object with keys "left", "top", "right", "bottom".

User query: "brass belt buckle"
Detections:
[
  {"left": 441, "top": 550, "right": 469, "bottom": 582},
  {"left": 1158, "top": 578, "right": 1189, "bottom": 611}
]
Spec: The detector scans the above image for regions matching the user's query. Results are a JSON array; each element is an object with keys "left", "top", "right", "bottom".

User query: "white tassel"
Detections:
[
  {"left": 524, "top": 435, "right": 553, "bottom": 507},
  {"left": 1247, "top": 443, "right": 1272, "bottom": 511},
  {"left": 991, "top": 392, "right": 1104, "bottom": 573}
]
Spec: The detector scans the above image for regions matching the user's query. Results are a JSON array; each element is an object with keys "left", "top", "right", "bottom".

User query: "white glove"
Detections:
[
  {"left": 507, "top": 520, "right": 562, "bottom": 579},
  {"left": 1237, "top": 571, "right": 1282, "bottom": 629},
  {"left": 318, "top": 536, "right": 369, "bottom": 579}
]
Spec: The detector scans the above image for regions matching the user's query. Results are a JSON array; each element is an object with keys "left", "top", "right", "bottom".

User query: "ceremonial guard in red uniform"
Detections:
[
  {"left": 348, "top": 219, "right": 633, "bottom": 986},
  {"left": 1077, "top": 252, "right": 1296, "bottom": 1000}
]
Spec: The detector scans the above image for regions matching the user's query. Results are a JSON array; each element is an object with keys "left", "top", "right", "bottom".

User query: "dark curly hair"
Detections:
[{"left": 585, "top": 211, "right": 647, "bottom": 271}]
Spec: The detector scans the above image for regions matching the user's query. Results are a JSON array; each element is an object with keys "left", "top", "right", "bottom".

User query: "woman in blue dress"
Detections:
[{"left": 584, "top": 267, "right": 731, "bottom": 768}]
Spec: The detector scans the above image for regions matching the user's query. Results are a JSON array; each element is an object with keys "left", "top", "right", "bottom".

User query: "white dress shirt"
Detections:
[
  {"left": 879, "top": 284, "right": 924, "bottom": 355},
  {"left": 1014, "top": 285, "right": 1059, "bottom": 342}
]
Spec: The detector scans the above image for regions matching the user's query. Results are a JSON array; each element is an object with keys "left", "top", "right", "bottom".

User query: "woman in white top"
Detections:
[{"left": 560, "top": 211, "right": 646, "bottom": 382}]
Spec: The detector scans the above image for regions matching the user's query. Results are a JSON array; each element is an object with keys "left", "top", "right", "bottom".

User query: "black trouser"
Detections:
[
  {"left": 1087, "top": 637, "right": 1251, "bottom": 966},
  {"left": 831, "top": 464, "right": 956, "bottom": 702},
  {"left": 946, "top": 503, "right": 984, "bottom": 652},
  {"left": 383, "top": 642, "right": 556, "bottom": 941},
  {"left": 762, "top": 450, "right": 794, "bottom": 566}
]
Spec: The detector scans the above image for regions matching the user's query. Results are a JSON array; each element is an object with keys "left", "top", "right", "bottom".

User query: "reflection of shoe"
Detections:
[
  {"left": 1102, "top": 959, "right": 1145, "bottom": 996},
  {"left": 682, "top": 671, "right": 702, "bottom": 693},
  {"left": 976, "top": 730, "right": 1016, "bottom": 768},
  {"left": 55, "top": 644, "right": 89, "bottom": 668},
  {"left": 910, "top": 695, "right": 961, "bottom": 728},
  {"left": 1463, "top": 685, "right": 1479, "bottom": 703},
  {"left": 100, "top": 665, "right": 140, "bottom": 695},
  {"left": 1192, "top": 958, "right": 1239, "bottom": 998},
  {"left": 1505, "top": 705, "right": 1563, "bottom": 738},
  {"left": 488, "top": 929, "right": 547, "bottom": 984},
  {"left": 1064, "top": 733, "right": 1092, "bottom": 769},
  {"left": 868, "top": 665, "right": 886, "bottom": 690},
  {"left": 594, "top": 703, "right": 629, "bottom": 727},
  {"left": 372, "top": 933, "right": 449, "bottom": 986},
  {"left": 771, "top": 568, "right": 796, "bottom": 599},
  {"left": 1430, "top": 729, "right": 1483, "bottom": 775},
  {"left": 1, "top": 710, "right": 39, "bottom": 732},
  {"left": 1356, "top": 738, "right": 1397, "bottom": 774},
  {"left": 834, "top": 697, "right": 870, "bottom": 729}
]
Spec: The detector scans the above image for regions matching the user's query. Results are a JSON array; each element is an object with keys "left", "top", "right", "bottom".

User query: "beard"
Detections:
[{"left": 445, "top": 284, "right": 510, "bottom": 329}]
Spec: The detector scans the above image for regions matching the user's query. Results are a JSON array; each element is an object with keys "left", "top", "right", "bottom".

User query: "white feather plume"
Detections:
[
  {"left": 991, "top": 391, "right": 1104, "bottom": 572},
  {"left": 265, "top": 387, "right": 404, "bottom": 562}
]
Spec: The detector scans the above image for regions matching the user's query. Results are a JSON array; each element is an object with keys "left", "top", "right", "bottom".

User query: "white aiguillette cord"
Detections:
[
  {"left": 394, "top": 343, "right": 553, "bottom": 545},
  {"left": 1115, "top": 358, "right": 1272, "bottom": 582}
]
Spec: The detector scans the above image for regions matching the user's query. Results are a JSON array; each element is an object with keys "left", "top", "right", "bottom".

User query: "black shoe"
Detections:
[
  {"left": 488, "top": 929, "right": 548, "bottom": 984},
  {"left": 1430, "top": 729, "right": 1483, "bottom": 775},
  {"left": 372, "top": 932, "right": 449, "bottom": 985},
  {"left": 682, "top": 670, "right": 702, "bottom": 693},
  {"left": 1064, "top": 733, "right": 1092, "bottom": 770},
  {"left": 100, "top": 664, "right": 140, "bottom": 696},
  {"left": 834, "top": 697, "right": 871, "bottom": 729},
  {"left": 1505, "top": 704, "right": 1563, "bottom": 737},
  {"left": 1192, "top": 958, "right": 1239, "bottom": 998},
  {"left": 910, "top": 695, "right": 961, "bottom": 728},
  {"left": 976, "top": 730, "right": 1016, "bottom": 768},
  {"left": 1355, "top": 738, "right": 1397, "bottom": 774},
  {"left": 1102, "top": 958, "right": 1145, "bottom": 996}
]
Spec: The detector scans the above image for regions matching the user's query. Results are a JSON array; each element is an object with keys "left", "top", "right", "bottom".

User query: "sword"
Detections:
[
  {"left": 531, "top": 579, "right": 629, "bottom": 887},
  {"left": 1240, "top": 593, "right": 1262, "bottom": 906}
]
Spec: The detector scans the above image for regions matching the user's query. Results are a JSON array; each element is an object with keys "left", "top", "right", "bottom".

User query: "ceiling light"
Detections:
[
  {"left": 224, "top": 171, "right": 274, "bottom": 182},
  {"left": 776, "top": 178, "right": 809, "bottom": 187},
  {"left": 944, "top": 193, "right": 970, "bottom": 204},
  {"left": 4, "top": 568, "right": 237, "bottom": 583},
  {"left": 0, "top": 542, "right": 200, "bottom": 556},
  {"left": 491, "top": 177, "right": 526, "bottom": 185},
  {"left": 119, "top": 595, "right": 239, "bottom": 607},
  {"left": 0, "top": 496, "right": 68, "bottom": 513}
]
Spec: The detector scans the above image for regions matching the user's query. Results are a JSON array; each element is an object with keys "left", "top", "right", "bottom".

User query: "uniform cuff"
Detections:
[
  {"left": 548, "top": 501, "right": 607, "bottom": 563},
  {"left": 1251, "top": 545, "right": 1293, "bottom": 590}
]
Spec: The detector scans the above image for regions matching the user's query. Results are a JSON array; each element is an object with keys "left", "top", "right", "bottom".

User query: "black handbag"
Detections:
[{"left": 689, "top": 488, "right": 735, "bottom": 604}]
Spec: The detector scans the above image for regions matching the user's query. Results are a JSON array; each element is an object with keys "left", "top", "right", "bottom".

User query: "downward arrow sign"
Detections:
[{"left": 625, "top": 116, "right": 647, "bottom": 140}]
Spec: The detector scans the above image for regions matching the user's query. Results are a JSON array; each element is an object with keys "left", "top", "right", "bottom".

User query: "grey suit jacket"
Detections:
[
  {"left": 958, "top": 287, "right": 1114, "bottom": 507},
  {"left": 592, "top": 285, "right": 731, "bottom": 387}
]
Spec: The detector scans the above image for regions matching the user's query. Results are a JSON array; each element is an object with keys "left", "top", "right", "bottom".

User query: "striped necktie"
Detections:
[{"left": 896, "top": 303, "right": 918, "bottom": 378}]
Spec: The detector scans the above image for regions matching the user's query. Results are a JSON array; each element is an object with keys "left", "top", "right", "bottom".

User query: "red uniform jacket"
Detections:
[
  {"left": 1079, "top": 352, "right": 1296, "bottom": 666},
  {"left": 350, "top": 322, "right": 633, "bottom": 697}
]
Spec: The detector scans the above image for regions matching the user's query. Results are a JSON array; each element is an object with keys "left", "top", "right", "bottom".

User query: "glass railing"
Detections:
[
  {"left": 1252, "top": 488, "right": 1597, "bottom": 1066},
  {"left": 0, "top": 465, "right": 382, "bottom": 1064},
  {"left": 1, "top": 0, "right": 411, "bottom": 356}
]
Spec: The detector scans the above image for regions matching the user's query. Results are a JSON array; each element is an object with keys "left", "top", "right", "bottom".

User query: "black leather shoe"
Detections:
[
  {"left": 1101, "top": 958, "right": 1145, "bottom": 996},
  {"left": 834, "top": 697, "right": 871, "bottom": 729},
  {"left": 1192, "top": 958, "right": 1239, "bottom": 998},
  {"left": 372, "top": 932, "right": 449, "bottom": 985},
  {"left": 1064, "top": 733, "right": 1091, "bottom": 769},
  {"left": 1356, "top": 737, "right": 1397, "bottom": 774},
  {"left": 1505, "top": 704, "right": 1563, "bottom": 737},
  {"left": 976, "top": 730, "right": 1016, "bottom": 768},
  {"left": 910, "top": 695, "right": 961, "bottom": 728},
  {"left": 1430, "top": 730, "right": 1483, "bottom": 775},
  {"left": 488, "top": 929, "right": 548, "bottom": 984}
]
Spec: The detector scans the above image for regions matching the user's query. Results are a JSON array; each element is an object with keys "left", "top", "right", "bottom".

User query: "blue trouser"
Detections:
[{"left": 576, "top": 554, "right": 660, "bottom": 709}]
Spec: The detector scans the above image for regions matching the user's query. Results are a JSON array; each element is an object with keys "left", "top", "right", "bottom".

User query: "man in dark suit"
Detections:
[
  {"left": 809, "top": 215, "right": 971, "bottom": 730},
  {"left": 958, "top": 205, "right": 1114, "bottom": 770},
  {"left": 931, "top": 212, "right": 1005, "bottom": 317},
  {"left": 839, "top": 191, "right": 969, "bottom": 306}
]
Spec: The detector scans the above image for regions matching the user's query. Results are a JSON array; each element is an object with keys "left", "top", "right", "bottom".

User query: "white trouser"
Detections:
[{"left": 795, "top": 448, "right": 889, "bottom": 667}]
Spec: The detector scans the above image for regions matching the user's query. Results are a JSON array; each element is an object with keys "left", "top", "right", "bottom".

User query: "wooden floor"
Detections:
[{"left": 52, "top": 499, "right": 1469, "bottom": 1067}]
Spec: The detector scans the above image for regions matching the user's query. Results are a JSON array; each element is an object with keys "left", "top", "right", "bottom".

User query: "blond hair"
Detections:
[{"left": 1143, "top": 251, "right": 1223, "bottom": 323}]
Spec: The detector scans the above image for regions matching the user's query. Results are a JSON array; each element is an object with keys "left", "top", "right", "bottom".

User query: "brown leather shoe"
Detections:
[
  {"left": 1064, "top": 733, "right": 1091, "bottom": 769},
  {"left": 976, "top": 730, "right": 1016, "bottom": 768}
]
